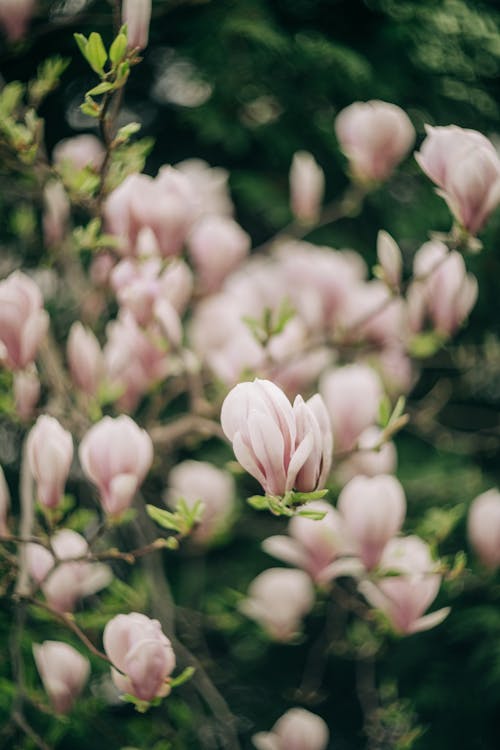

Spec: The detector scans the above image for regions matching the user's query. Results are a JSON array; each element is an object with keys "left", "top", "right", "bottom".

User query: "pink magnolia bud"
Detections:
[
  {"left": 67, "top": 322, "right": 104, "bottom": 397},
  {"left": 377, "top": 230, "right": 402, "bottom": 288},
  {"left": 221, "top": 379, "right": 332, "bottom": 497},
  {"left": 253, "top": 707, "right": 329, "bottom": 750},
  {"left": 337, "top": 475, "right": 406, "bottom": 570},
  {"left": 0, "top": 271, "right": 49, "bottom": 371},
  {"left": 27, "top": 416, "right": 73, "bottom": 509},
  {"left": 0, "top": 465, "right": 10, "bottom": 536},
  {"left": 409, "top": 241, "right": 478, "bottom": 336},
  {"left": 33, "top": 641, "right": 90, "bottom": 714},
  {"left": 240, "top": 568, "right": 314, "bottom": 641},
  {"left": 90, "top": 252, "right": 116, "bottom": 287},
  {"left": 13, "top": 366, "right": 40, "bottom": 421},
  {"left": 262, "top": 501, "right": 358, "bottom": 583},
  {"left": 359, "top": 536, "right": 450, "bottom": 634},
  {"left": 335, "top": 426, "right": 397, "bottom": 486},
  {"left": 415, "top": 125, "right": 500, "bottom": 235},
  {"left": 175, "top": 158, "right": 234, "bottom": 219},
  {"left": 335, "top": 100, "right": 415, "bottom": 183},
  {"left": 103, "top": 612, "right": 175, "bottom": 701},
  {"left": 53, "top": 134, "right": 105, "bottom": 171},
  {"left": 187, "top": 215, "right": 250, "bottom": 293},
  {"left": 320, "top": 364, "right": 383, "bottom": 453},
  {"left": 43, "top": 181, "right": 70, "bottom": 246},
  {"left": 0, "top": 0, "right": 35, "bottom": 41},
  {"left": 122, "top": 0, "right": 152, "bottom": 50},
  {"left": 165, "top": 460, "right": 235, "bottom": 544},
  {"left": 467, "top": 489, "right": 500, "bottom": 568},
  {"left": 27, "top": 529, "right": 112, "bottom": 612},
  {"left": 79, "top": 415, "right": 153, "bottom": 517},
  {"left": 289, "top": 151, "right": 325, "bottom": 225}
]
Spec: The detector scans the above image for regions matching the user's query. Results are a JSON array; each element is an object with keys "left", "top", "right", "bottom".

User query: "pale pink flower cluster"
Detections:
[
  {"left": 0, "top": 271, "right": 48, "bottom": 372},
  {"left": 253, "top": 707, "right": 329, "bottom": 750}
]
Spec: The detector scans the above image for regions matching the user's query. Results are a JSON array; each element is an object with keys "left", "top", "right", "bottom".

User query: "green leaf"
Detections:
[
  {"left": 74, "top": 33, "right": 88, "bottom": 58},
  {"left": 247, "top": 495, "right": 269, "bottom": 510},
  {"left": 86, "top": 32, "right": 108, "bottom": 75},
  {"left": 87, "top": 81, "right": 115, "bottom": 96},
  {"left": 378, "top": 395, "right": 392, "bottom": 428},
  {"left": 296, "top": 510, "right": 327, "bottom": 520},
  {"left": 169, "top": 666, "right": 195, "bottom": 689},
  {"left": 116, "top": 121, "right": 141, "bottom": 140},
  {"left": 146, "top": 504, "right": 181, "bottom": 532},
  {"left": 288, "top": 489, "right": 328, "bottom": 503},
  {"left": 110, "top": 33, "right": 128, "bottom": 66}
]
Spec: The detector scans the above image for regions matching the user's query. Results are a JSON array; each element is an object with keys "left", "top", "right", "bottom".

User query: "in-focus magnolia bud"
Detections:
[
  {"left": 165, "top": 460, "right": 235, "bottom": 544},
  {"left": 359, "top": 536, "right": 450, "bottom": 634},
  {"left": 27, "top": 416, "right": 73, "bottom": 509},
  {"left": 122, "top": 0, "right": 152, "bottom": 50},
  {"left": 415, "top": 125, "right": 500, "bottom": 235},
  {"left": 0, "top": 271, "right": 49, "bottom": 371},
  {"left": 53, "top": 134, "right": 105, "bottom": 171},
  {"left": 13, "top": 366, "right": 40, "bottom": 421},
  {"left": 335, "top": 100, "right": 415, "bottom": 183},
  {"left": 79, "top": 415, "right": 153, "bottom": 517},
  {"left": 0, "top": 465, "right": 10, "bottom": 536},
  {"left": 467, "top": 489, "right": 500, "bottom": 568},
  {"left": 103, "top": 612, "right": 175, "bottom": 701},
  {"left": 377, "top": 230, "right": 402, "bottom": 289},
  {"left": 0, "top": 0, "right": 35, "bottom": 41},
  {"left": 33, "top": 641, "right": 90, "bottom": 714},
  {"left": 337, "top": 474, "right": 406, "bottom": 570},
  {"left": 187, "top": 215, "right": 251, "bottom": 293},
  {"left": 221, "top": 379, "right": 332, "bottom": 497},
  {"left": 240, "top": 568, "right": 314, "bottom": 641},
  {"left": 67, "top": 322, "right": 104, "bottom": 397},
  {"left": 319, "top": 364, "right": 383, "bottom": 454},
  {"left": 253, "top": 707, "right": 329, "bottom": 750},
  {"left": 289, "top": 151, "right": 325, "bottom": 225}
]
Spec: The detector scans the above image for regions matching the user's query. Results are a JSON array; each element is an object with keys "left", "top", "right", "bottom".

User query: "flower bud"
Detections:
[
  {"left": 467, "top": 489, "right": 500, "bottom": 568},
  {"left": 337, "top": 475, "right": 406, "bottom": 570},
  {"left": 187, "top": 215, "right": 250, "bottom": 293},
  {"left": 79, "top": 415, "right": 153, "bottom": 517},
  {"left": 335, "top": 100, "right": 415, "bottom": 183},
  {"left": 13, "top": 366, "right": 40, "bottom": 421},
  {"left": 0, "top": 271, "right": 49, "bottom": 371},
  {"left": 67, "top": 322, "right": 104, "bottom": 397},
  {"left": 122, "top": 0, "right": 152, "bottom": 50},
  {"left": 377, "top": 230, "right": 402, "bottom": 288},
  {"left": 53, "top": 134, "right": 105, "bottom": 171},
  {"left": 33, "top": 641, "right": 90, "bottom": 714},
  {"left": 240, "top": 568, "right": 314, "bottom": 641},
  {"left": 253, "top": 707, "right": 329, "bottom": 750},
  {"left": 43, "top": 181, "right": 70, "bottom": 246},
  {"left": 0, "top": 0, "right": 35, "bottom": 41},
  {"left": 103, "top": 612, "right": 175, "bottom": 702},
  {"left": 27, "top": 416, "right": 73, "bottom": 509},
  {"left": 289, "top": 151, "right": 325, "bottom": 225},
  {"left": 221, "top": 379, "right": 332, "bottom": 497}
]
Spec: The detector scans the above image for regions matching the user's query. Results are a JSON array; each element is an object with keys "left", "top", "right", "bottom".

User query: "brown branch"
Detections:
[{"left": 149, "top": 414, "right": 226, "bottom": 448}]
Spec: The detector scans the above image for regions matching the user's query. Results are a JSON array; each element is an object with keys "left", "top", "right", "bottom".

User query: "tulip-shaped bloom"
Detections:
[
  {"left": 165, "top": 460, "right": 235, "bottom": 544},
  {"left": 67, "top": 322, "right": 104, "bottom": 397},
  {"left": 27, "top": 529, "right": 112, "bottom": 612},
  {"left": 337, "top": 475, "right": 406, "bottom": 570},
  {"left": 240, "top": 568, "right": 314, "bottom": 641},
  {"left": 187, "top": 215, "right": 251, "bottom": 293},
  {"left": 221, "top": 379, "right": 332, "bottom": 497},
  {"left": 262, "top": 501, "right": 358, "bottom": 583},
  {"left": 415, "top": 125, "right": 500, "bottom": 235},
  {"left": 13, "top": 367, "right": 40, "bottom": 421},
  {"left": 0, "top": 0, "right": 35, "bottom": 41},
  {"left": 103, "top": 612, "right": 176, "bottom": 702},
  {"left": 27, "top": 416, "right": 73, "bottom": 509},
  {"left": 53, "top": 134, "right": 105, "bottom": 171},
  {"left": 289, "top": 151, "right": 325, "bottom": 225},
  {"left": 33, "top": 641, "right": 90, "bottom": 714},
  {"left": 359, "top": 536, "right": 450, "bottom": 635},
  {"left": 253, "top": 707, "right": 329, "bottom": 750},
  {"left": 122, "top": 0, "right": 152, "bottom": 50},
  {"left": 320, "top": 364, "right": 383, "bottom": 454},
  {"left": 408, "top": 241, "right": 478, "bottom": 336},
  {"left": 335, "top": 100, "right": 415, "bottom": 183},
  {"left": 79, "top": 415, "right": 153, "bottom": 516},
  {"left": 0, "top": 465, "right": 10, "bottom": 536},
  {"left": 0, "top": 271, "right": 49, "bottom": 371},
  {"left": 467, "top": 489, "right": 500, "bottom": 568}
]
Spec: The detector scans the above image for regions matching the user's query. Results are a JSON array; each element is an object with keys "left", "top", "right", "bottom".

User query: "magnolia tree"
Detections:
[{"left": 0, "top": 3, "right": 499, "bottom": 750}]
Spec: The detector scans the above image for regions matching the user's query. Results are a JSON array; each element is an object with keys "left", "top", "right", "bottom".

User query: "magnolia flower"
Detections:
[
  {"left": 221, "top": 379, "right": 332, "bottom": 497},
  {"left": 0, "top": 465, "right": 10, "bottom": 536},
  {"left": 67, "top": 322, "right": 104, "bottom": 397},
  {"left": 467, "top": 489, "right": 500, "bottom": 568},
  {"left": 377, "top": 230, "right": 402, "bottom": 289},
  {"left": 79, "top": 415, "right": 153, "bottom": 517},
  {"left": 240, "top": 568, "right": 314, "bottom": 641},
  {"left": 335, "top": 100, "right": 415, "bottom": 183},
  {"left": 33, "top": 641, "right": 90, "bottom": 714},
  {"left": 43, "top": 181, "right": 70, "bottom": 246},
  {"left": 122, "top": 0, "right": 152, "bottom": 50},
  {"left": 335, "top": 426, "right": 397, "bottom": 486},
  {"left": 359, "top": 536, "right": 450, "bottom": 635},
  {"left": 165, "top": 460, "right": 235, "bottom": 544},
  {"left": 53, "top": 134, "right": 105, "bottom": 171},
  {"left": 289, "top": 151, "right": 325, "bottom": 224},
  {"left": 337, "top": 475, "right": 406, "bottom": 570},
  {"left": 175, "top": 158, "right": 234, "bottom": 219},
  {"left": 103, "top": 612, "right": 175, "bottom": 701},
  {"left": 187, "top": 215, "right": 250, "bottom": 293},
  {"left": 415, "top": 125, "right": 500, "bottom": 235},
  {"left": 27, "top": 529, "right": 112, "bottom": 612},
  {"left": 27, "top": 416, "right": 73, "bottom": 509},
  {"left": 253, "top": 707, "right": 329, "bottom": 750},
  {"left": 0, "top": 0, "right": 36, "bottom": 41},
  {"left": 13, "top": 366, "right": 40, "bottom": 421},
  {"left": 0, "top": 271, "right": 49, "bottom": 371}
]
